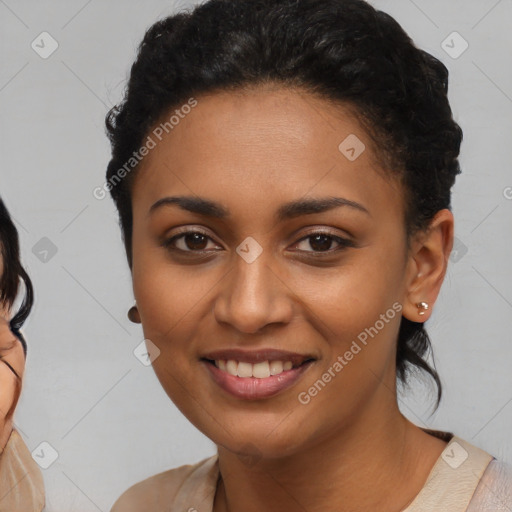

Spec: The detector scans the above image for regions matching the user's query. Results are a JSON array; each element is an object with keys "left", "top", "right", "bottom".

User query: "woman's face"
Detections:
[
  {"left": 130, "top": 86, "right": 418, "bottom": 458},
  {"left": 0, "top": 256, "right": 24, "bottom": 438}
]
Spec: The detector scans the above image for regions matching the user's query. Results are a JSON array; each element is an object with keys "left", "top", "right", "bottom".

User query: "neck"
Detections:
[{"left": 214, "top": 386, "right": 446, "bottom": 512}]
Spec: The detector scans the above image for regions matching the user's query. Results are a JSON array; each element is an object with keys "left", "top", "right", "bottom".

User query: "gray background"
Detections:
[{"left": 1, "top": 0, "right": 511, "bottom": 510}]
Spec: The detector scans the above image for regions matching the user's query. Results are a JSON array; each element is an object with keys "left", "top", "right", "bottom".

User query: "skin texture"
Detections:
[
  {"left": 0, "top": 297, "right": 25, "bottom": 453},
  {"left": 129, "top": 84, "right": 454, "bottom": 511}
]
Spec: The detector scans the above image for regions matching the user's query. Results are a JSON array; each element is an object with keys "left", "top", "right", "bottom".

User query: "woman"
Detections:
[
  {"left": 0, "top": 198, "right": 45, "bottom": 511},
  {"left": 105, "top": 0, "right": 512, "bottom": 509}
]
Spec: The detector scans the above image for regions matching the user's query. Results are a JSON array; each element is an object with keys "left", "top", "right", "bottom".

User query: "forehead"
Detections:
[{"left": 131, "top": 85, "right": 402, "bottom": 220}]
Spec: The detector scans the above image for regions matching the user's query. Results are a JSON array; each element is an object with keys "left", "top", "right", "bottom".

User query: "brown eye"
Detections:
[
  {"left": 293, "top": 232, "right": 354, "bottom": 253},
  {"left": 182, "top": 232, "right": 208, "bottom": 250},
  {"left": 164, "top": 230, "right": 221, "bottom": 253},
  {"left": 308, "top": 234, "right": 334, "bottom": 252}
]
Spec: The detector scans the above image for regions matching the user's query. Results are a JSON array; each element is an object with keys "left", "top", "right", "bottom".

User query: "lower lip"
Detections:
[{"left": 203, "top": 360, "right": 314, "bottom": 400}]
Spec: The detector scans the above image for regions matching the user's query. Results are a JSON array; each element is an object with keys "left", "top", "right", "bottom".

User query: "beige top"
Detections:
[
  {"left": 111, "top": 432, "right": 512, "bottom": 511},
  {"left": 0, "top": 429, "right": 45, "bottom": 512}
]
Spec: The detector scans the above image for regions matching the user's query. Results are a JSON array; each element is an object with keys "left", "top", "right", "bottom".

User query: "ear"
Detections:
[{"left": 402, "top": 209, "right": 454, "bottom": 323}]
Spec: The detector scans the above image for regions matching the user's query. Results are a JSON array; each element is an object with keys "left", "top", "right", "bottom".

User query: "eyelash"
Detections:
[{"left": 162, "top": 228, "right": 355, "bottom": 257}]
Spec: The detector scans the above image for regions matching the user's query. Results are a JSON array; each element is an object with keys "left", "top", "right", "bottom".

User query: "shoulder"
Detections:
[
  {"left": 0, "top": 429, "right": 45, "bottom": 511},
  {"left": 110, "top": 454, "right": 218, "bottom": 512},
  {"left": 467, "top": 459, "right": 512, "bottom": 510}
]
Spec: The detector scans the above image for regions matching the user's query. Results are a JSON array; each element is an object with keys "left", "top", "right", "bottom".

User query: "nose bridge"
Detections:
[{"left": 214, "top": 252, "right": 292, "bottom": 333}]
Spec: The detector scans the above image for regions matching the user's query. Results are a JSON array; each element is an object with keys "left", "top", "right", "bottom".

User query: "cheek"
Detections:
[
  {"left": 0, "top": 366, "right": 17, "bottom": 414},
  {"left": 292, "top": 245, "right": 405, "bottom": 327},
  {"left": 132, "top": 240, "right": 205, "bottom": 334},
  {"left": 131, "top": 245, "right": 219, "bottom": 401},
  {"left": 132, "top": 256, "right": 204, "bottom": 410},
  {"left": 291, "top": 243, "right": 406, "bottom": 386}
]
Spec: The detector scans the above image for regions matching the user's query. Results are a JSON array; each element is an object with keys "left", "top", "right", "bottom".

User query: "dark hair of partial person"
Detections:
[
  {"left": 0, "top": 197, "right": 34, "bottom": 356},
  {"left": 104, "top": 0, "right": 463, "bottom": 408}
]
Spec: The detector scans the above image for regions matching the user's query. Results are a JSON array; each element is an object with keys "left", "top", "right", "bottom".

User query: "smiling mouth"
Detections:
[
  {"left": 200, "top": 350, "right": 316, "bottom": 400},
  {"left": 202, "top": 358, "right": 314, "bottom": 378}
]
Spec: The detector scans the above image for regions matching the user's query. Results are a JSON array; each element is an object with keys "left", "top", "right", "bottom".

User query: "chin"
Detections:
[{"left": 208, "top": 417, "right": 313, "bottom": 460}]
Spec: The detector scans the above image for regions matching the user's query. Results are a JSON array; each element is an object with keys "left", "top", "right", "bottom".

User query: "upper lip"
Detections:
[{"left": 201, "top": 348, "right": 316, "bottom": 366}]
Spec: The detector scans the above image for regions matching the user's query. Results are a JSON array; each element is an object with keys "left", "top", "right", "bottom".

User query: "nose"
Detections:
[{"left": 213, "top": 255, "right": 294, "bottom": 334}]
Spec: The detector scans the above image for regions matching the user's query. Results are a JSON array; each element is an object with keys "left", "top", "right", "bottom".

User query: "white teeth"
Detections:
[
  {"left": 226, "top": 360, "right": 238, "bottom": 376},
  {"left": 237, "top": 361, "right": 253, "bottom": 378},
  {"left": 253, "top": 361, "right": 270, "bottom": 378},
  {"left": 269, "top": 360, "right": 283, "bottom": 375},
  {"left": 215, "top": 359, "right": 294, "bottom": 378}
]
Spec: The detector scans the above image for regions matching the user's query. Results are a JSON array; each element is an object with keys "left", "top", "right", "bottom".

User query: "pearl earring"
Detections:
[{"left": 416, "top": 302, "right": 429, "bottom": 316}]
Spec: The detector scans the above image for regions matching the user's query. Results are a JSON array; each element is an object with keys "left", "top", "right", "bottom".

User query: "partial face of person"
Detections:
[
  {"left": 130, "top": 85, "right": 412, "bottom": 458},
  {"left": 0, "top": 255, "right": 24, "bottom": 431},
  {"left": 0, "top": 317, "right": 21, "bottom": 419}
]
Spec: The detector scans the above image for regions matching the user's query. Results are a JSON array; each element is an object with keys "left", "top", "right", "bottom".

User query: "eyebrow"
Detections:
[{"left": 149, "top": 195, "right": 370, "bottom": 220}]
